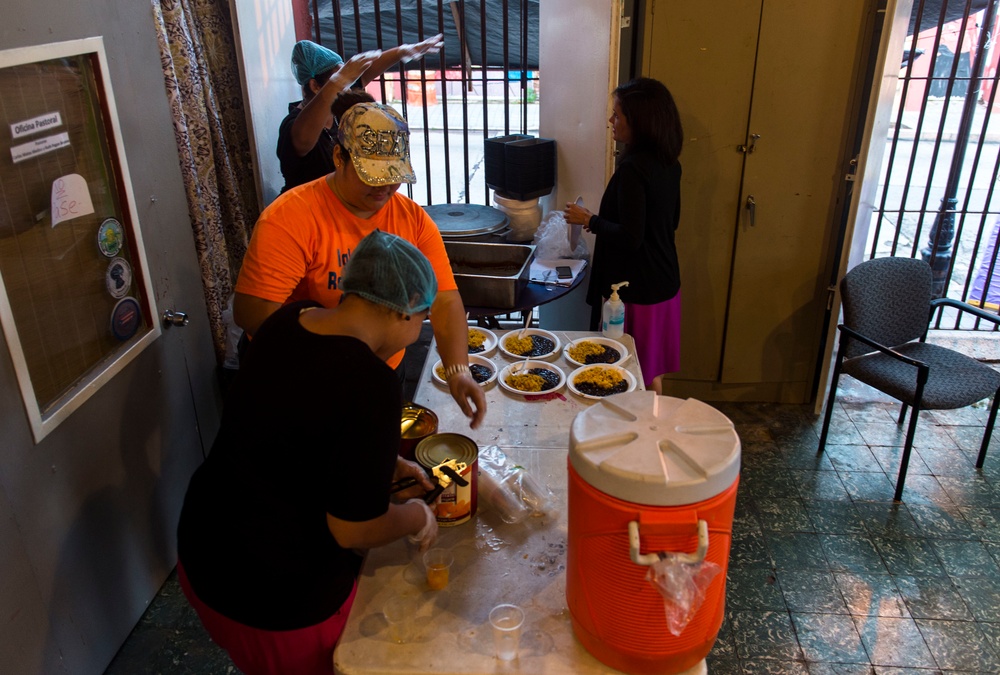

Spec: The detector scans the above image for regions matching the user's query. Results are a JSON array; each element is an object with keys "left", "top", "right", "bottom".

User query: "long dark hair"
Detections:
[{"left": 614, "top": 77, "right": 683, "bottom": 164}]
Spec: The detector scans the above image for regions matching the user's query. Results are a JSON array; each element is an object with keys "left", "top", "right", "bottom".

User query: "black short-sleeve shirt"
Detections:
[
  {"left": 177, "top": 301, "right": 401, "bottom": 630},
  {"left": 276, "top": 103, "right": 336, "bottom": 193}
]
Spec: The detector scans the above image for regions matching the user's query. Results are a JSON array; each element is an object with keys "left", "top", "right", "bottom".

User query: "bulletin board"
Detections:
[{"left": 0, "top": 37, "right": 160, "bottom": 443}]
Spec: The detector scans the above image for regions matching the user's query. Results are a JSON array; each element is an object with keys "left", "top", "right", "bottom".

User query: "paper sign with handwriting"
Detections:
[{"left": 51, "top": 174, "right": 95, "bottom": 227}]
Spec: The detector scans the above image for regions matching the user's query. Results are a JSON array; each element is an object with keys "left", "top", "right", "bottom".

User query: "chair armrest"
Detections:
[
  {"left": 930, "top": 297, "right": 1000, "bottom": 326},
  {"left": 838, "top": 324, "right": 929, "bottom": 370}
]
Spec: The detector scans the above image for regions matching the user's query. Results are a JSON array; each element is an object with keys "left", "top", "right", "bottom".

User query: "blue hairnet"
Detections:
[
  {"left": 340, "top": 230, "right": 437, "bottom": 315},
  {"left": 291, "top": 40, "right": 344, "bottom": 86}
]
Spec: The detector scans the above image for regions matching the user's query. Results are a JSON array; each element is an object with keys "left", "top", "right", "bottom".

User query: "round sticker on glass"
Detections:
[
  {"left": 97, "top": 218, "right": 124, "bottom": 257},
  {"left": 110, "top": 297, "right": 142, "bottom": 341},
  {"left": 105, "top": 257, "right": 132, "bottom": 299}
]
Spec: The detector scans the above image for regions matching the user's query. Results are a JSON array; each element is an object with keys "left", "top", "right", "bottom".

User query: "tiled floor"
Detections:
[
  {"left": 105, "top": 339, "right": 1000, "bottom": 674},
  {"left": 705, "top": 379, "right": 1000, "bottom": 675}
]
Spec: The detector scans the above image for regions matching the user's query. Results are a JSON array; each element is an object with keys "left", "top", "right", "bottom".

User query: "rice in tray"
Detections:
[
  {"left": 573, "top": 367, "right": 628, "bottom": 396},
  {"left": 505, "top": 368, "right": 560, "bottom": 392},
  {"left": 468, "top": 329, "right": 487, "bottom": 353},
  {"left": 504, "top": 334, "right": 554, "bottom": 357},
  {"left": 568, "top": 341, "right": 621, "bottom": 364}
]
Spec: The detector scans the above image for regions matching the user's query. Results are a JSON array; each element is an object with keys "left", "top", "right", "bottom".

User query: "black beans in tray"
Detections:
[
  {"left": 470, "top": 363, "right": 493, "bottom": 383},
  {"left": 505, "top": 334, "right": 555, "bottom": 357},
  {"left": 574, "top": 379, "right": 629, "bottom": 397},
  {"left": 584, "top": 346, "right": 620, "bottom": 364},
  {"left": 532, "top": 368, "right": 561, "bottom": 391}
]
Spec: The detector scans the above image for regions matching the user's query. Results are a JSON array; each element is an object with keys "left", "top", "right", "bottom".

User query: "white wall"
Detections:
[
  {"left": 537, "top": 0, "right": 620, "bottom": 329},
  {"left": 228, "top": 0, "right": 300, "bottom": 206}
]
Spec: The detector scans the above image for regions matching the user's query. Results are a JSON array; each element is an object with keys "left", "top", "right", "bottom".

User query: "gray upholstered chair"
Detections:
[{"left": 817, "top": 256, "right": 1000, "bottom": 501}]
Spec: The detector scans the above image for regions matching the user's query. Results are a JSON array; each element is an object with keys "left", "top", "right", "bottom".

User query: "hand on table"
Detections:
[{"left": 448, "top": 371, "right": 486, "bottom": 429}]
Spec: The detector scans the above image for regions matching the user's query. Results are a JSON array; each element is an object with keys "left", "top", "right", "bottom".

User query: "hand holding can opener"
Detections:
[{"left": 391, "top": 458, "right": 469, "bottom": 504}]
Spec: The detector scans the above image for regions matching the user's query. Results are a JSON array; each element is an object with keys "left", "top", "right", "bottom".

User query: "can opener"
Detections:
[{"left": 390, "top": 458, "right": 469, "bottom": 504}]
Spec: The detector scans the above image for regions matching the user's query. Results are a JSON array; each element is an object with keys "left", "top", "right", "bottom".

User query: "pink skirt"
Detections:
[
  {"left": 177, "top": 561, "right": 357, "bottom": 675},
  {"left": 623, "top": 291, "right": 681, "bottom": 388}
]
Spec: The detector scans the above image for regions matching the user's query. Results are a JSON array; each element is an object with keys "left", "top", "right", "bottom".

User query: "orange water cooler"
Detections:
[{"left": 567, "top": 392, "right": 741, "bottom": 675}]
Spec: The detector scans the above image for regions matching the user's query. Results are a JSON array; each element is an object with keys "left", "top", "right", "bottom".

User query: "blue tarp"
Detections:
[{"left": 315, "top": 0, "right": 539, "bottom": 71}]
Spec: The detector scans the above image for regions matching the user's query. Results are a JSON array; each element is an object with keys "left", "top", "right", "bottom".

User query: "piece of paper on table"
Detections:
[{"left": 529, "top": 258, "right": 587, "bottom": 287}]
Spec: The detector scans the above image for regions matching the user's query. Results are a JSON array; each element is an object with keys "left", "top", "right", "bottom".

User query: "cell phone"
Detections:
[{"left": 556, "top": 265, "right": 573, "bottom": 279}]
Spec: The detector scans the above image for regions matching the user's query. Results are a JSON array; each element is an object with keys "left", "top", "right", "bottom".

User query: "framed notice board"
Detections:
[{"left": 0, "top": 37, "right": 160, "bottom": 443}]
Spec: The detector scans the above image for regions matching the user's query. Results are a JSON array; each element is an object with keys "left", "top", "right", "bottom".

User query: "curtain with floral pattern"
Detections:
[{"left": 151, "top": 0, "right": 258, "bottom": 364}]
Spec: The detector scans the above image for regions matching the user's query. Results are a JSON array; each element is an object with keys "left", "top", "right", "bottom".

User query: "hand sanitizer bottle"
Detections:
[{"left": 601, "top": 281, "right": 629, "bottom": 338}]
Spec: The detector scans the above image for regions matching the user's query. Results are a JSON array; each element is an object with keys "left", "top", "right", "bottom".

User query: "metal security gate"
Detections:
[
  {"left": 869, "top": 0, "right": 1000, "bottom": 329},
  {"left": 308, "top": 0, "right": 539, "bottom": 207}
]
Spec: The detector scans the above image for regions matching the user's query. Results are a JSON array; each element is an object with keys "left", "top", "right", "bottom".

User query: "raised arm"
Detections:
[
  {"left": 360, "top": 34, "right": 444, "bottom": 86},
  {"left": 290, "top": 52, "right": 379, "bottom": 157}
]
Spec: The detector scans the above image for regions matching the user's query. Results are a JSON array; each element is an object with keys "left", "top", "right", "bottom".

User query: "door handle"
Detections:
[
  {"left": 737, "top": 133, "right": 761, "bottom": 154},
  {"left": 745, "top": 195, "right": 756, "bottom": 226},
  {"left": 162, "top": 309, "right": 189, "bottom": 327}
]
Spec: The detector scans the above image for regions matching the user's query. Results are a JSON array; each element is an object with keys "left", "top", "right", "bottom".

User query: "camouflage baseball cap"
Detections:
[{"left": 337, "top": 102, "right": 417, "bottom": 186}]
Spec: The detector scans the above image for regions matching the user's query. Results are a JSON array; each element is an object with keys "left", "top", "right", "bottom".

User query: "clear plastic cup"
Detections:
[
  {"left": 488, "top": 603, "right": 524, "bottom": 661},
  {"left": 479, "top": 469, "right": 532, "bottom": 524},
  {"left": 422, "top": 547, "right": 454, "bottom": 590},
  {"left": 511, "top": 469, "right": 553, "bottom": 514},
  {"left": 383, "top": 595, "right": 417, "bottom": 643}
]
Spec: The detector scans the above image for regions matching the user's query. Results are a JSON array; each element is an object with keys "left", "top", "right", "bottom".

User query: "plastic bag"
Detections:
[
  {"left": 646, "top": 555, "right": 722, "bottom": 636},
  {"left": 532, "top": 210, "right": 589, "bottom": 260},
  {"left": 478, "top": 445, "right": 555, "bottom": 523}
]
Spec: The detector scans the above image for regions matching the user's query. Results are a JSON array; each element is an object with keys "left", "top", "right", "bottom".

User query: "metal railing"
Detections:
[
  {"left": 309, "top": 0, "right": 540, "bottom": 207},
  {"left": 870, "top": 0, "right": 1000, "bottom": 329}
]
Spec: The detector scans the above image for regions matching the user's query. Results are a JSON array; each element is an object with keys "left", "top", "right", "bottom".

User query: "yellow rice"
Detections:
[
  {"left": 504, "top": 334, "right": 534, "bottom": 355},
  {"left": 568, "top": 341, "right": 608, "bottom": 363},
  {"left": 573, "top": 367, "right": 624, "bottom": 391},
  {"left": 505, "top": 372, "right": 546, "bottom": 392},
  {"left": 468, "top": 329, "right": 486, "bottom": 350}
]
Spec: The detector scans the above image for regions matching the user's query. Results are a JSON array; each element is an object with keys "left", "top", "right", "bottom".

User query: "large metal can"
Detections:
[
  {"left": 400, "top": 403, "right": 438, "bottom": 461},
  {"left": 414, "top": 433, "right": 478, "bottom": 526}
]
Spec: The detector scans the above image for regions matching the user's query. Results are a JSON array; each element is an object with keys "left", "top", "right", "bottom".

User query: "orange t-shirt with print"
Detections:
[{"left": 236, "top": 177, "right": 456, "bottom": 368}]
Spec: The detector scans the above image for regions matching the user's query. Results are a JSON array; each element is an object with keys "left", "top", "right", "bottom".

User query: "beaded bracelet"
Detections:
[{"left": 441, "top": 363, "right": 471, "bottom": 382}]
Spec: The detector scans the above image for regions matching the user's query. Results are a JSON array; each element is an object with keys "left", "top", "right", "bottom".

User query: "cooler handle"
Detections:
[{"left": 628, "top": 519, "right": 709, "bottom": 567}]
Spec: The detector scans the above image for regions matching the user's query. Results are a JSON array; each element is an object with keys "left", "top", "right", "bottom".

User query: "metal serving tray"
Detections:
[{"left": 444, "top": 241, "right": 535, "bottom": 309}]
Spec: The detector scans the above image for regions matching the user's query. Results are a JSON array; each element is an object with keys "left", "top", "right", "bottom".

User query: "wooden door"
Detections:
[
  {"left": 646, "top": 0, "right": 869, "bottom": 402},
  {"left": 722, "top": 0, "right": 867, "bottom": 394}
]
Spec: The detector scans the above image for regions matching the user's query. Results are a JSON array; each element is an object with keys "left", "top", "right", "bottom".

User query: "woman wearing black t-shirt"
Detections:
[{"left": 177, "top": 230, "right": 439, "bottom": 674}]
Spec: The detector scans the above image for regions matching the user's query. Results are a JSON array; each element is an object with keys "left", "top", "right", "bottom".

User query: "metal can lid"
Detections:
[{"left": 414, "top": 433, "right": 478, "bottom": 470}]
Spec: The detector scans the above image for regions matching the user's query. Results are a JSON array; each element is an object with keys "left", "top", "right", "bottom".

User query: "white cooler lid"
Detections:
[{"left": 569, "top": 392, "right": 741, "bottom": 506}]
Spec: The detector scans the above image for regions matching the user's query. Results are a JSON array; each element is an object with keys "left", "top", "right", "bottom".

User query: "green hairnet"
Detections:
[
  {"left": 291, "top": 40, "right": 344, "bottom": 86},
  {"left": 340, "top": 230, "right": 437, "bottom": 315}
]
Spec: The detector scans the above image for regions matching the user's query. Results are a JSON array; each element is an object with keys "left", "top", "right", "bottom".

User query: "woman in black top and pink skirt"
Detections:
[{"left": 564, "top": 77, "right": 684, "bottom": 388}]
